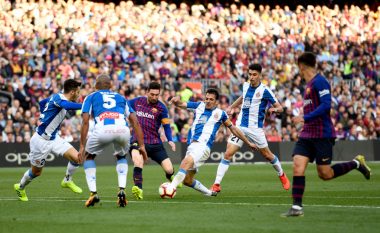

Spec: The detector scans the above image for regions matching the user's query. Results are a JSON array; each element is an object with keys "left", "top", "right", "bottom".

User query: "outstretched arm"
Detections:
[{"left": 168, "top": 96, "right": 187, "bottom": 109}]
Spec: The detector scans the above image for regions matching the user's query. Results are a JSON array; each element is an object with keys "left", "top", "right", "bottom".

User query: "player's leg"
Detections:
[
  {"left": 183, "top": 169, "right": 217, "bottom": 197},
  {"left": 259, "top": 147, "right": 290, "bottom": 190},
  {"left": 170, "top": 155, "right": 194, "bottom": 189},
  {"left": 130, "top": 142, "right": 144, "bottom": 200},
  {"left": 212, "top": 139, "right": 241, "bottom": 192},
  {"left": 315, "top": 139, "right": 371, "bottom": 180},
  {"left": 250, "top": 128, "right": 289, "bottom": 190},
  {"left": 282, "top": 139, "right": 311, "bottom": 217},
  {"left": 14, "top": 133, "right": 48, "bottom": 201},
  {"left": 149, "top": 144, "right": 179, "bottom": 185},
  {"left": 61, "top": 145, "right": 82, "bottom": 194},
  {"left": 113, "top": 129, "right": 130, "bottom": 206}
]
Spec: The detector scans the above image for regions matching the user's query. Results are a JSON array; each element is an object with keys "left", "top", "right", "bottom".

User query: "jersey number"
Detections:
[
  {"left": 103, "top": 94, "right": 116, "bottom": 109},
  {"left": 230, "top": 135, "right": 241, "bottom": 143}
]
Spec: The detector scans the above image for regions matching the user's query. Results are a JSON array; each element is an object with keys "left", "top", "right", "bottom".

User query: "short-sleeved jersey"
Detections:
[
  {"left": 82, "top": 90, "right": 133, "bottom": 126},
  {"left": 236, "top": 82, "right": 277, "bottom": 128},
  {"left": 187, "top": 102, "right": 229, "bottom": 148},
  {"left": 37, "top": 93, "right": 81, "bottom": 140},
  {"left": 300, "top": 74, "right": 336, "bottom": 138},
  {"left": 129, "top": 97, "right": 170, "bottom": 144}
]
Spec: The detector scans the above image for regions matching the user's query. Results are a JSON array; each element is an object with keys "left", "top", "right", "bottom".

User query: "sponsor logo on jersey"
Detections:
[
  {"left": 99, "top": 112, "right": 120, "bottom": 121},
  {"left": 242, "top": 100, "right": 251, "bottom": 109},
  {"left": 198, "top": 115, "right": 208, "bottom": 124},
  {"left": 319, "top": 89, "right": 330, "bottom": 97},
  {"left": 136, "top": 111, "right": 155, "bottom": 119},
  {"left": 303, "top": 99, "right": 313, "bottom": 107}
]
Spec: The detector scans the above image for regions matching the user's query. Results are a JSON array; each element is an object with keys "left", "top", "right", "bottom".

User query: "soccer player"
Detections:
[
  {"left": 282, "top": 52, "right": 371, "bottom": 217},
  {"left": 14, "top": 79, "right": 83, "bottom": 201},
  {"left": 79, "top": 74, "right": 147, "bottom": 207},
  {"left": 128, "top": 82, "right": 178, "bottom": 200},
  {"left": 211, "top": 64, "right": 290, "bottom": 193},
  {"left": 168, "top": 88, "right": 258, "bottom": 196}
]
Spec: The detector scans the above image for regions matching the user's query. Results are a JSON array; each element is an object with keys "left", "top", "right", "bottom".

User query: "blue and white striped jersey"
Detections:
[
  {"left": 37, "top": 93, "right": 82, "bottom": 140},
  {"left": 81, "top": 90, "right": 134, "bottom": 126},
  {"left": 187, "top": 102, "right": 228, "bottom": 148},
  {"left": 236, "top": 82, "right": 277, "bottom": 128}
]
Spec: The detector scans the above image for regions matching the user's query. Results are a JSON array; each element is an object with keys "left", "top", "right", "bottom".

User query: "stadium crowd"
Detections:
[{"left": 0, "top": 0, "right": 379, "bottom": 143}]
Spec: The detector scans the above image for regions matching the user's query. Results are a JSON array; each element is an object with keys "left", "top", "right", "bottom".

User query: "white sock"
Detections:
[
  {"left": 214, "top": 159, "right": 230, "bottom": 184},
  {"left": 270, "top": 155, "right": 284, "bottom": 176},
  {"left": 170, "top": 169, "right": 186, "bottom": 188},
  {"left": 353, "top": 159, "right": 360, "bottom": 168},
  {"left": 84, "top": 160, "right": 97, "bottom": 193},
  {"left": 64, "top": 161, "right": 79, "bottom": 182},
  {"left": 191, "top": 180, "right": 212, "bottom": 196},
  {"left": 20, "top": 169, "right": 36, "bottom": 189},
  {"left": 116, "top": 158, "right": 128, "bottom": 189}
]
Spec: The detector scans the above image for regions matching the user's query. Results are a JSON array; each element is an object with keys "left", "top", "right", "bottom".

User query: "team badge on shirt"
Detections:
[
  {"left": 214, "top": 113, "right": 219, "bottom": 120},
  {"left": 256, "top": 92, "right": 260, "bottom": 97},
  {"left": 306, "top": 88, "right": 310, "bottom": 95},
  {"left": 151, "top": 108, "right": 158, "bottom": 113}
]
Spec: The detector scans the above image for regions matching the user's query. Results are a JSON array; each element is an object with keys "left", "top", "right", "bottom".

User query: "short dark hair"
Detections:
[
  {"left": 63, "top": 79, "right": 81, "bottom": 93},
  {"left": 148, "top": 82, "right": 161, "bottom": 91},
  {"left": 206, "top": 88, "right": 219, "bottom": 100},
  {"left": 298, "top": 52, "right": 316, "bottom": 68},
  {"left": 248, "top": 64, "right": 262, "bottom": 73}
]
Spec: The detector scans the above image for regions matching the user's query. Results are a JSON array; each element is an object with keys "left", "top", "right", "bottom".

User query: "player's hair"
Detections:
[
  {"left": 63, "top": 79, "right": 81, "bottom": 93},
  {"left": 248, "top": 64, "right": 262, "bottom": 73},
  {"left": 298, "top": 52, "right": 316, "bottom": 68},
  {"left": 206, "top": 88, "right": 220, "bottom": 100},
  {"left": 95, "top": 73, "right": 111, "bottom": 90},
  {"left": 148, "top": 82, "right": 161, "bottom": 91}
]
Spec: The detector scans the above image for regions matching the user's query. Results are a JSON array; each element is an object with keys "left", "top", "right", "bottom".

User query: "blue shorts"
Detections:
[
  {"left": 292, "top": 138, "right": 335, "bottom": 165},
  {"left": 130, "top": 141, "right": 169, "bottom": 164}
]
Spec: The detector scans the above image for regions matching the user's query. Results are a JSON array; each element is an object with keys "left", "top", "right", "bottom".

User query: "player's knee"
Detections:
[
  {"left": 183, "top": 177, "right": 193, "bottom": 186},
  {"left": 86, "top": 153, "right": 96, "bottom": 160},
  {"left": 116, "top": 154, "right": 127, "bottom": 160},
  {"left": 317, "top": 171, "right": 333, "bottom": 180},
  {"left": 224, "top": 152, "right": 234, "bottom": 160}
]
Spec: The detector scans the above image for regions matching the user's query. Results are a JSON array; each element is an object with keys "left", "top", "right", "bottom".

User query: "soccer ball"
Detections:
[{"left": 159, "top": 182, "right": 176, "bottom": 199}]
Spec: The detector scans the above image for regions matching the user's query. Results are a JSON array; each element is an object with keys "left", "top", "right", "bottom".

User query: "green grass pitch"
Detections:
[{"left": 1, "top": 163, "right": 379, "bottom": 233}]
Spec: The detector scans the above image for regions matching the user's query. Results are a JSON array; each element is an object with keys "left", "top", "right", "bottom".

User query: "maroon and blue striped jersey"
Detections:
[
  {"left": 300, "top": 73, "right": 336, "bottom": 139},
  {"left": 129, "top": 97, "right": 171, "bottom": 144}
]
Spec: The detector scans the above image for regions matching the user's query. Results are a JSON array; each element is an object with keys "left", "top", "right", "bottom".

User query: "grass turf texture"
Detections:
[{"left": 1, "top": 163, "right": 379, "bottom": 233}]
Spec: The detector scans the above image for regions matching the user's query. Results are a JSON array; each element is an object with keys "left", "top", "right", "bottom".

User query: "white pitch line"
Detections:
[{"left": 0, "top": 197, "right": 379, "bottom": 209}]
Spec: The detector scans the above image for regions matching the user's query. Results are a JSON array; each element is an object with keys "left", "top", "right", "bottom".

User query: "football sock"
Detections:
[
  {"left": 166, "top": 170, "right": 175, "bottom": 181},
  {"left": 133, "top": 167, "right": 143, "bottom": 189},
  {"left": 64, "top": 161, "right": 79, "bottom": 181},
  {"left": 270, "top": 155, "right": 284, "bottom": 176},
  {"left": 292, "top": 176, "right": 305, "bottom": 207},
  {"left": 20, "top": 169, "right": 36, "bottom": 189},
  {"left": 171, "top": 169, "right": 186, "bottom": 188},
  {"left": 214, "top": 159, "right": 230, "bottom": 184},
  {"left": 84, "top": 160, "right": 97, "bottom": 193},
  {"left": 190, "top": 179, "right": 212, "bottom": 196},
  {"left": 331, "top": 161, "right": 357, "bottom": 178},
  {"left": 116, "top": 158, "right": 128, "bottom": 189}
]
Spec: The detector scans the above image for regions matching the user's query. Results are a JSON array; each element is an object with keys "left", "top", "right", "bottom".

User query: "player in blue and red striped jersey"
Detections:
[
  {"left": 128, "top": 82, "right": 177, "bottom": 200},
  {"left": 282, "top": 52, "right": 372, "bottom": 217}
]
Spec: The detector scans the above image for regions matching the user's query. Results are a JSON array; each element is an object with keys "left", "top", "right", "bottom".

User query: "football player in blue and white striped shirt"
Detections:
[
  {"left": 14, "top": 79, "right": 83, "bottom": 201},
  {"left": 168, "top": 88, "right": 257, "bottom": 196},
  {"left": 211, "top": 64, "right": 290, "bottom": 193}
]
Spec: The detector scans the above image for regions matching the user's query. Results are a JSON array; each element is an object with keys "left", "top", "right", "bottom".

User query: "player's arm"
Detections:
[
  {"left": 222, "top": 114, "right": 258, "bottom": 151},
  {"left": 59, "top": 100, "right": 82, "bottom": 110},
  {"left": 168, "top": 96, "right": 187, "bottom": 109},
  {"left": 226, "top": 96, "right": 243, "bottom": 114},
  {"left": 303, "top": 81, "right": 331, "bottom": 122},
  {"left": 129, "top": 112, "right": 148, "bottom": 161},
  {"left": 264, "top": 89, "right": 283, "bottom": 114},
  {"left": 268, "top": 102, "right": 283, "bottom": 114}
]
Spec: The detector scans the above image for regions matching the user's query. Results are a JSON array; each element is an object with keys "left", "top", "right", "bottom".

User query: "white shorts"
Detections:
[
  {"left": 86, "top": 124, "right": 130, "bottom": 156},
  {"left": 227, "top": 126, "right": 268, "bottom": 148},
  {"left": 29, "top": 133, "right": 73, "bottom": 168},
  {"left": 185, "top": 142, "right": 211, "bottom": 169}
]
